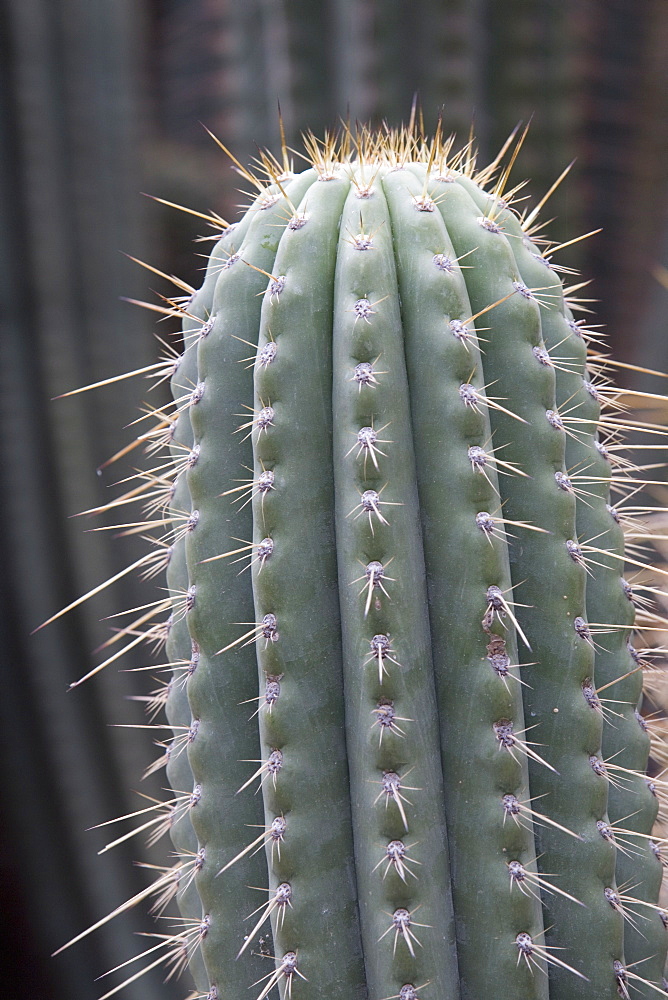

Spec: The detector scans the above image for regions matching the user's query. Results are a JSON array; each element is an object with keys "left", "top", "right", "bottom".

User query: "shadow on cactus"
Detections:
[{"left": 46, "top": 120, "right": 668, "bottom": 1000}]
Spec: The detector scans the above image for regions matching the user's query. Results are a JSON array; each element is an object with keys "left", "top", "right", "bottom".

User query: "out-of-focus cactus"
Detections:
[
  {"left": 55, "top": 124, "right": 668, "bottom": 1000},
  {"left": 1, "top": 2, "right": 181, "bottom": 998}
]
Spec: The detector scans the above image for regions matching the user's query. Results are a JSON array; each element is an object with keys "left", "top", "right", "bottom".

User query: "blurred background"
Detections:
[{"left": 1, "top": 1, "right": 668, "bottom": 997}]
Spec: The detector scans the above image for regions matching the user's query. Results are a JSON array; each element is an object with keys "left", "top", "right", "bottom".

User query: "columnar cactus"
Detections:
[{"left": 55, "top": 125, "right": 668, "bottom": 1000}]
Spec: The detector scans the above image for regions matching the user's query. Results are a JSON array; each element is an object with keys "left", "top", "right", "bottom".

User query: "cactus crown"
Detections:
[{"left": 52, "top": 121, "right": 668, "bottom": 1000}]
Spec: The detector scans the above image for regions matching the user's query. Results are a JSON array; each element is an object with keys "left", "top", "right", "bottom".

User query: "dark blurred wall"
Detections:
[
  {"left": 1, "top": 1, "right": 667, "bottom": 998},
  {"left": 1, "top": 2, "right": 182, "bottom": 998}
]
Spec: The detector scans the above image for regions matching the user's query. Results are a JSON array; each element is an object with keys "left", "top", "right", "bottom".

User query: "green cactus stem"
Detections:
[{"left": 53, "top": 123, "right": 668, "bottom": 1000}]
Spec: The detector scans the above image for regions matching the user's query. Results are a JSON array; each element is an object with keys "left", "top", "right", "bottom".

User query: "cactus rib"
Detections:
[
  {"left": 383, "top": 165, "right": 549, "bottom": 1000},
  {"left": 248, "top": 172, "right": 368, "bottom": 997},
  {"left": 184, "top": 171, "right": 318, "bottom": 995},
  {"left": 332, "top": 169, "right": 459, "bottom": 999}
]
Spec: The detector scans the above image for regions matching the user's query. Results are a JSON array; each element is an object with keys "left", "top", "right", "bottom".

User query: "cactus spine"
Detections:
[{"left": 55, "top": 125, "right": 668, "bottom": 1000}]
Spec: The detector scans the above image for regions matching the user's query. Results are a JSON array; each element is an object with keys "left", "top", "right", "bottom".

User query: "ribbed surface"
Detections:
[{"left": 160, "top": 151, "right": 665, "bottom": 999}]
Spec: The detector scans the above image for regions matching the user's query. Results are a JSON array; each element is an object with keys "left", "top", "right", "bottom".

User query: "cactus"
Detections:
[{"left": 53, "top": 123, "right": 668, "bottom": 1000}]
